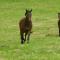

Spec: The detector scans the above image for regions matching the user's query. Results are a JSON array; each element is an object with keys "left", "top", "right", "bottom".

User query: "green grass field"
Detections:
[{"left": 0, "top": 0, "right": 60, "bottom": 60}]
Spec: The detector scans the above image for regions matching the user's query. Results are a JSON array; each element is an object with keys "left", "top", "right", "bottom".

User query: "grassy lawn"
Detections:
[{"left": 0, "top": 0, "right": 60, "bottom": 60}]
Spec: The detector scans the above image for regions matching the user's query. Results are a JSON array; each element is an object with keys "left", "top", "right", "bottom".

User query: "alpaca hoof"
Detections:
[{"left": 21, "top": 41, "right": 24, "bottom": 44}]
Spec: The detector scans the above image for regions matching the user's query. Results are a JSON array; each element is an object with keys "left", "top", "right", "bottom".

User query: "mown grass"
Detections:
[{"left": 0, "top": 0, "right": 60, "bottom": 60}]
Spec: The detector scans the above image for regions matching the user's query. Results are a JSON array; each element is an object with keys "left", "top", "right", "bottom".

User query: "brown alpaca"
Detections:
[
  {"left": 19, "top": 9, "right": 32, "bottom": 44},
  {"left": 58, "top": 13, "right": 60, "bottom": 36}
]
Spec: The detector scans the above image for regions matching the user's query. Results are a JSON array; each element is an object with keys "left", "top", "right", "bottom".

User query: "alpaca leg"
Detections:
[
  {"left": 27, "top": 32, "right": 30, "bottom": 43},
  {"left": 24, "top": 33, "right": 27, "bottom": 41},
  {"left": 21, "top": 33, "right": 24, "bottom": 44},
  {"left": 59, "top": 29, "right": 60, "bottom": 36},
  {"left": 24, "top": 33, "right": 27, "bottom": 42}
]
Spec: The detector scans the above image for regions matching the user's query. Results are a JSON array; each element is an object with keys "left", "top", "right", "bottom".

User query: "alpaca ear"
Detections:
[
  {"left": 58, "top": 13, "right": 60, "bottom": 19},
  {"left": 26, "top": 9, "right": 28, "bottom": 12},
  {"left": 25, "top": 9, "right": 27, "bottom": 16},
  {"left": 30, "top": 9, "right": 32, "bottom": 12}
]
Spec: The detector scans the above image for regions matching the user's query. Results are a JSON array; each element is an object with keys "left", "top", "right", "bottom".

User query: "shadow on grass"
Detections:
[
  {"left": 46, "top": 34, "right": 59, "bottom": 37},
  {"left": 0, "top": 44, "right": 9, "bottom": 51}
]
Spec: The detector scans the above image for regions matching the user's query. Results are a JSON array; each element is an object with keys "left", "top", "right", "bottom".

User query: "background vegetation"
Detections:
[{"left": 0, "top": 0, "right": 60, "bottom": 60}]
